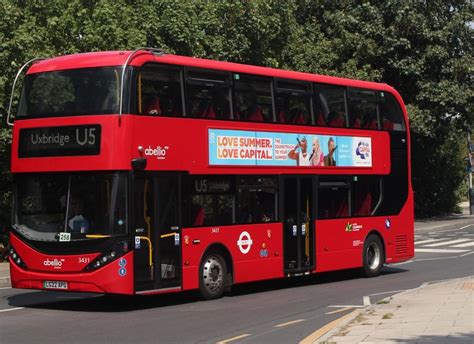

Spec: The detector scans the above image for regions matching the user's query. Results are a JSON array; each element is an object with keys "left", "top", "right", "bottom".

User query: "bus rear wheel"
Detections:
[
  {"left": 362, "top": 234, "right": 384, "bottom": 278},
  {"left": 199, "top": 253, "right": 227, "bottom": 300}
]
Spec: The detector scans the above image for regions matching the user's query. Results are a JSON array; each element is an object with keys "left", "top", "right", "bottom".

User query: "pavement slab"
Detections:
[{"left": 318, "top": 276, "right": 474, "bottom": 344}]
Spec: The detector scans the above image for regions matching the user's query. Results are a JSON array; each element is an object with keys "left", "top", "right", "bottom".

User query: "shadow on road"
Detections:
[
  {"left": 228, "top": 266, "right": 406, "bottom": 297},
  {"left": 7, "top": 266, "right": 407, "bottom": 312}
]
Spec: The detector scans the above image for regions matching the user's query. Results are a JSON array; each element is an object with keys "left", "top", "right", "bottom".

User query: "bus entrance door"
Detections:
[
  {"left": 154, "top": 175, "right": 181, "bottom": 289},
  {"left": 133, "top": 176, "right": 156, "bottom": 290},
  {"left": 282, "top": 176, "right": 315, "bottom": 273},
  {"left": 133, "top": 175, "right": 181, "bottom": 292}
]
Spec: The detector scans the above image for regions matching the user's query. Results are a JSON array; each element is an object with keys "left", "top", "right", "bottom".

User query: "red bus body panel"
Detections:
[
  {"left": 12, "top": 116, "right": 391, "bottom": 175},
  {"left": 10, "top": 234, "right": 134, "bottom": 294},
  {"left": 182, "top": 223, "right": 284, "bottom": 290}
]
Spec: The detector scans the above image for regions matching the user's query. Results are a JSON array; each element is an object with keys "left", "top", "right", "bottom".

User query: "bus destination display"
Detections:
[{"left": 19, "top": 125, "right": 101, "bottom": 157}]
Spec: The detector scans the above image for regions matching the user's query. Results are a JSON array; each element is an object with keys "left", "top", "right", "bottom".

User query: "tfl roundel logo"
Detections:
[{"left": 237, "top": 231, "right": 253, "bottom": 254}]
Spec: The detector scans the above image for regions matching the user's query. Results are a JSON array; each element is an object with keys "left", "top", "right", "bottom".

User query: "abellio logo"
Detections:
[
  {"left": 43, "top": 258, "right": 65, "bottom": 268},
  {"left": 144, "top": 145, "right": 169, "bottom": 160}
]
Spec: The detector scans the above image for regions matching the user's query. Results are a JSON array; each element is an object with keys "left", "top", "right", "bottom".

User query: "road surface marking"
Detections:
[
  {"left": 274, "top": 319, "right": 305, "bottom": 328},
  {"left": 422, "top": 222, "right": 473, "bottom": 231},
  {"left": 414, "top": 238, "right": 445, "bottom": 245},
  {"left": 429, "top": 227, "right": 470, "bottom": 233},
  {"left": 326, "top": 306, "right": 352, "bottom": 315},
  {"left": 299, "top": 310, "right": 358, "bottom": 344},
  {"left": 363, "top": 296, "right": 371, "bottom": 306},
  {"left": 415, "top": 248, "right": 469, "bottom": 253},
  {"left": 0, "top": 287, "right": 12, "bottom": 290},
  {"left": 216, "top": 334, "right": 251, "bottom": 344},
  {"left": 451, "top": 242, "right": 474, "bottom": 248},
  {"left": 391, "top": 260, "right": 414, "bottom": 266},
  {"left": 0, "top": 307, "right": 24, "bottom": 313},
  {"left": 422, "top": 239, "right": 471, "bottom": 247},
  {"left": 327, "top": 305, "right": 366, "bottom": 308},
  {"left": 368, "top": 289, "right": 408, "bottom": 296}
]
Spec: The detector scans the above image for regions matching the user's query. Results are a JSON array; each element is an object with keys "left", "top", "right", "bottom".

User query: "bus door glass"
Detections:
[
  {"left": 282, "top": 176, "right": 315, "bottom": 272},
  {"left": 133, "top": 177, "right": 156, "bottom": 289},
  {"left": 155, "top": 175, "right": 181, "bottom": 289}
]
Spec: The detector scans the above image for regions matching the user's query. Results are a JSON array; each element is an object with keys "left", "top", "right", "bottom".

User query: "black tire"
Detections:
[
  {"left": 199, "top": 253, "right": 227, "bottom": 300},
  {"left": 362, "top": 234, "right": 384, "bottom": 278}
]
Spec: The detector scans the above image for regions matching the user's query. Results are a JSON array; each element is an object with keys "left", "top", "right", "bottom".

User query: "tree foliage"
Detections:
[{"left": 0, "top": 0, "right": 472, "bottom": 223}]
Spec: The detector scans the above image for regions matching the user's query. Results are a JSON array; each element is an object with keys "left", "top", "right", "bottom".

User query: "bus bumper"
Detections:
[{"left": 9, "top": 251, "right": 135, "bottom": 295}]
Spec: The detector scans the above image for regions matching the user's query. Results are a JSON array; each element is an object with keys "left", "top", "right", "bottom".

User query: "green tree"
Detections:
[{"left": 0, "top": 0, "right": 472, "bottom": 225}]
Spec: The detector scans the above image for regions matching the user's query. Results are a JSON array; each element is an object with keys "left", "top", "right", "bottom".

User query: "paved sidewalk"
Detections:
[
  {"left": 318, "top": 276, "right": 474, "bottom": 344},
  {"left": 415, "top": 201, "right": 472, "bottom": 232}
]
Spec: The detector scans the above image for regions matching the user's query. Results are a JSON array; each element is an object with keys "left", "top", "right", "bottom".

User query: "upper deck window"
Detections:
[
  {"left": 234, "top": 74, "right": 274, "bottom": 123},
  {"left": 138, "top": 64, "right": 183, "bottom": 116},
  {"left": 348, "top": 88, "right": 379, "bottom": 129},
  {"left": 379, "top": 92, "right": 406, "bottom": 131},
  {"left": 275, "top": 79, "right": 313, "bottom": 125},
  {"left": 18, "top": 67, "right": 121, "bottom": 118},
  {"left": 186, "top": 69, "right": 232, "bottom": 119},
  {"left": 315, "top": 84, "right": 347, "bottom": 127}
]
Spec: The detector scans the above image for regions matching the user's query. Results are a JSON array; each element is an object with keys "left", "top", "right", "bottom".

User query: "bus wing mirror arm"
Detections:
[{"left": 131, "top": 158, "right": 147, "bottom": 171}]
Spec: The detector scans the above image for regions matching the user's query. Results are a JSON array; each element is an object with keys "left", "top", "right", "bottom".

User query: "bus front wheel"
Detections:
[
  {"left": 362, "top": 234, "right": 384, "bottom": 278},
  {"left": 199, "top": 253, "right": 227, "bottom": 300}
]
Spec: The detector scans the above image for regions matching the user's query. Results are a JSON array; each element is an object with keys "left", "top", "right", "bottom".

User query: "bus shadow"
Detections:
[
  {"left": 228, "top": 266, "right": 407, "bottom": 297},
  {"left": 7, "top": 266, "right": 407, "bottom": 312},
  {"left": 6, "top": 290, "right": 199, "bottom": 312}
]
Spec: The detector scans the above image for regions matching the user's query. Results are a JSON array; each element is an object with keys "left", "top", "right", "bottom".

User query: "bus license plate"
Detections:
[{"left": 43, "top": 281, "right": 68, "bottom": 290}]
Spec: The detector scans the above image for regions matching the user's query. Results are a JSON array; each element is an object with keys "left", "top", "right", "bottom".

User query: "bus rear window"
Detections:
[
  {"left": 18, "top": 67, "right": 122, "bottom": 118},
  {"left": 379, "top": 92, "right": 406, "bottom": 131}
]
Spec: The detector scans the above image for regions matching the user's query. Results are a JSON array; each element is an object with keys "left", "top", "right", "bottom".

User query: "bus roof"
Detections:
[{"left": 27, "top": 50, "right": 395, "bottom": 93}]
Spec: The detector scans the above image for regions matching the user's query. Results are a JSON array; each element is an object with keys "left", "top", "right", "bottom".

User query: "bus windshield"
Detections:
[
  {"left": 14, "top": 172, "right": 127, "bottom": 242},
  {"left": 17, "top": 67, "right": 121, "bottom": 118}
]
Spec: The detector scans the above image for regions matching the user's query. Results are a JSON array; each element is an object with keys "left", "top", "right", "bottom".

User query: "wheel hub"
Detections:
[
  {"left": 367, "top": 242, "right": 381, "bottom": 270},
  {"left": 203, "top": 257, "right": 223, "bottom": 293}
]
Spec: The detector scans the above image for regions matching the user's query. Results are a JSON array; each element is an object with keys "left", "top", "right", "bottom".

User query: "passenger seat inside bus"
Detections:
[
  {"left": 315, "top": 112, "right": 326, "bottom": 126},
  {"left": 335, "top": 200, "right": 349, "bottom": 217},
  {"left": 352, "top": 116, "right": 362, "bottom": 128},
  {"left": 277, "top": 110, "right": 286, "bottom": 123},
  {"left": 291, "top": 109, "right": 306, "bottom": 124},
  {"left": 145, "top": 97, "right": 162, "bottom": 115},
  {"left": 248, "top": 106, "right": 264, "bottom": 121},
  {"left": 200, "top": 105, "right": 216, "bottom": 119},
  {"left": 192, "top": 206, "right": 205, "bottom": 226},
  {"left": 365, "top": 117, "right": 377, "bottom": 129},
  {"left": 354, "top": 192, "right": 373, "bottom": 216},
  {"left": 383, "top": 119, "right": 394, "bottom": 130},
  {"left": 327, "top": 111, "right": 345, "bottom": 127}
]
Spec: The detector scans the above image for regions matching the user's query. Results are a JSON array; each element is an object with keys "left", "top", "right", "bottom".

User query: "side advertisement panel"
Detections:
[{"left": 208, "top": 129, "right": 372, "bottom": 168}]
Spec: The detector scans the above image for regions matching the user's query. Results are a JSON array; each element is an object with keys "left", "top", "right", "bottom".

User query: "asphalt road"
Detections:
[{"left": 0, "top": 218, "right": 472, "bottom": 344}]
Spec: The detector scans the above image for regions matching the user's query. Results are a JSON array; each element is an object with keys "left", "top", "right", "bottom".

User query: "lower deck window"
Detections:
[
  {"left": 184, "top": 175, "right": 278, "bottom": 227},
  {"left": 318, "top": 180, "right": 350, "bottom": 219}
]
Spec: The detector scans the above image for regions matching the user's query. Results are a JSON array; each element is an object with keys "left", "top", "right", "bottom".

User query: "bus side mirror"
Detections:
[{"left": 131, "top": 158, "right": 147, "bottom": 171}]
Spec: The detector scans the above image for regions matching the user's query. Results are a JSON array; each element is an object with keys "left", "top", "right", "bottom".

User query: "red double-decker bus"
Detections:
[{"left": 7, "top": 48, "right": 413, "bottom": 299}]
